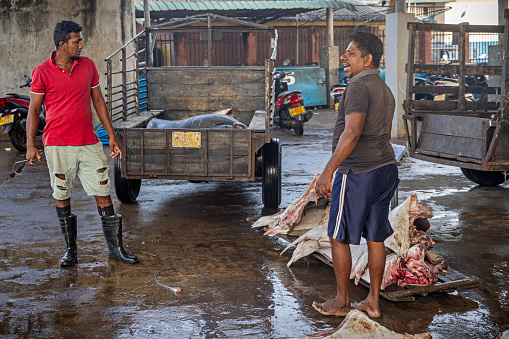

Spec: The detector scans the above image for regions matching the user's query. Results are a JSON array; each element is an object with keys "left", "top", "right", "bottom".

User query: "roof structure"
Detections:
[
  {"left": 135, "top": 1, "right": 358, "bottom": 22},
  {"left": 363, "top": 0, "right": 454, "bottom": 4},
  {"left": 291, "top": 0, "right": 385, "bottom": 24}
]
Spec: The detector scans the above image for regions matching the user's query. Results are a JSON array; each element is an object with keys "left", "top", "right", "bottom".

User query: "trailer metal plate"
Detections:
[{"left": 172, "top": 131, "right": 201, "bottom": 148}]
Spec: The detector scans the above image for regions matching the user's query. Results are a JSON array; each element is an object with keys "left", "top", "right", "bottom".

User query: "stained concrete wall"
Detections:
[{"left": 0, "top": 0, "right": 135, "bottom": 105}]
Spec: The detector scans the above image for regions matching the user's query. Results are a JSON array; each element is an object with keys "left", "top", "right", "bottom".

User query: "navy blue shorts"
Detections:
[{"left": 328, "top": 164, "right": 399, "bottom": 245}]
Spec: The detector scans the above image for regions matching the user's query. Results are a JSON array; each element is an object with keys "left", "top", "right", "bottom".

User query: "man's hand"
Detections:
[
  {"left": 109, "top": 140, "right": 122, "bottom": 159},
  {"left": 26, "top": 145, "right": 42, "bottom": 165},
  {"left": 315, "top": 172, "right": 333, "bottom": 199}
]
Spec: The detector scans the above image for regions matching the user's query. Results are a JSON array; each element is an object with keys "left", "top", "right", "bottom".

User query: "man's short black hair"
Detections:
[
  {"left": 54, "top": 21, "right": 83, "bottom": 49},
  {"left": 347, "top": 31, "right": 384, "bottom": 68}
]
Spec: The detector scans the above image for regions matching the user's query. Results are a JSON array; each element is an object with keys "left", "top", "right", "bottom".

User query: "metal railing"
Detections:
[
  {"left": 406, "top": 22, "right": 504, "bottom": 116},
  {"left": 413, "top": 29, "right": 500, "bottom": 65},
  {"left": 105, "top": 30, "right": 148, "bottom": 123}
]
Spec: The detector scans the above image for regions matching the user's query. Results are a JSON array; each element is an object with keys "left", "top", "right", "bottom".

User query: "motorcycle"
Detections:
[
  {"left": 273, "top": 70, "right": 312, "bottom": 136},
  {"left": 0, "top": 75, "right": 46, "bottom": 151},
  {"left": 432, "top": 75, "right": 476, "bottom": 102},
  {"left": 418, "top": 67, "right": 487, "bottom": 103},
  {"left": 330, "top": 76, "right": 349, "bottom": 110},
  {"left": 414, "top": 76, "right": 436, "bottom": 101}
]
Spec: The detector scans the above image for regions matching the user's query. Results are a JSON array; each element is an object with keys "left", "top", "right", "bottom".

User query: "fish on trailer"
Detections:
[{"left": 147, "top": 112, "right": 247, "bottom": 130}]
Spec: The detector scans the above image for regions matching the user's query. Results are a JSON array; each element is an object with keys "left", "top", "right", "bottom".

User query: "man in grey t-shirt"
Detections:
[{"left": 313, "top": 32, "right": 398, "bottom": 318}]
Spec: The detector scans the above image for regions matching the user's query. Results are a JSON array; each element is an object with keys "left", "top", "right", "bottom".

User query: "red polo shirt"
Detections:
[{"left": 31, "top": 50, "right": 100, "bottom": 146}]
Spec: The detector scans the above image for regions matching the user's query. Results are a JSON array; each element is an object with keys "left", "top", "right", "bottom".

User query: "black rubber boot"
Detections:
[
  {"left": 59, "top": 214, "right": 78, "bottom": 266},
  {"left": 101, "top": 214, "right": 138, "bottom": 264}
]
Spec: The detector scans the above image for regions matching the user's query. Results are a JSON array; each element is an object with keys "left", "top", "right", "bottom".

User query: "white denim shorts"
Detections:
[{"left": 44, "top": 142, "right": 111, "bottom": 200}]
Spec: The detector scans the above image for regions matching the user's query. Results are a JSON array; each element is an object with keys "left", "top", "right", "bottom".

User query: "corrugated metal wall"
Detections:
[{"left": 153, "top": 25, "right": 383, "bottom": 68}]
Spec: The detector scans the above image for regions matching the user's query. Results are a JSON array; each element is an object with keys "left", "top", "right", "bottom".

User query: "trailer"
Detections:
[
  {"left": 403, "top": 12, "right": 509, "bottom": 186},
  {"left": 105, "top": 15, "right": 282, "bottom": 208}
]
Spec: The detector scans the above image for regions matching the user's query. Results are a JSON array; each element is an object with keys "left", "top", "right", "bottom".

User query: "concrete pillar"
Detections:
[
  {"left": 394, "top": 0, "right": 405, "bottom": 13},
  {"left": 386, "top": 12, "right": 415, "bottom": 139},
  {"left": 319, "top": 8, "right": 338, "bottom": 107},
  {"left": 326, "top": 8, "right": 334, "bottom": 47},
  {"left": 320, "top": 46, "right": 340, "bottom": 107}
]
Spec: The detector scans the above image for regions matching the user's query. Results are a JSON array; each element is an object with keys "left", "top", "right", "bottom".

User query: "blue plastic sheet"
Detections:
[{"left": 94, "top": 123, "right": 109, "bottom": 146}]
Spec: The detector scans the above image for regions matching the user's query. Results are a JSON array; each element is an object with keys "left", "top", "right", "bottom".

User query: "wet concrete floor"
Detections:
[{"left": 0, "top": 109, "right": 508, "bottom": 338}]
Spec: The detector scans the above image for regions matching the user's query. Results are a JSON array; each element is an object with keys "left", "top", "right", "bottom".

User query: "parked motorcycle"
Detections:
[
  {"left": 417, "top": 71, "right": 487, "bottom": 103},
  {"left": 432, "top": 75, "right": 476, "bottom": 102},
  {"left": 273, "top": 70, "right": 312, "bottom": 136},
  {"left": 330, "top": 76, "right": 349, "bottom": 110},
  {"left": 0, "top": 75, "right": 46, "bottom": 151},
  {"left": 414, "top": 76, "right": 436, "bottom": 101}
]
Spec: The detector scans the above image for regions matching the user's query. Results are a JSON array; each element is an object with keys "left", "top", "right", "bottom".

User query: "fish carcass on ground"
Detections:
[
  {"left": 283, "top": 309, "right": 431, "bottom": 339},
  {"left": 251, "top": 177, "right": 449, "bottom": 290}
]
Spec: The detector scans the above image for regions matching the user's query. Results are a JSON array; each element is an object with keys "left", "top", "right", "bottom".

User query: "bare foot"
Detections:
[
  {"left": 351, "top": 299, "right": 381, "bottom": 318},
  {"left": 312, "top": 298, "right": 351, "bottom": 316}
]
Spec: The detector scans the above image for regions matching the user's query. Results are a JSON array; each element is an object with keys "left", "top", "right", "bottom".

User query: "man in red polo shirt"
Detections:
[{"left": 26, "top": 20, "right": 138, "bottom": 266}]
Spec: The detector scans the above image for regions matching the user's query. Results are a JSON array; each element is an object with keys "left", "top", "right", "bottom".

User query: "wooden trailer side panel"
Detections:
[
  {"left": 146, "top": 66, "right": 266, "bottom": 125},
  {"left": 122, "top": 128, "right": 252, "bottom": 179},
  {"left": 417, "top": 115, "right": 488, "bottom": 160}
]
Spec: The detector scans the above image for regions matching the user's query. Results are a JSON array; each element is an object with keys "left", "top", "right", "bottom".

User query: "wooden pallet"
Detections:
[
  {"left": 310, "top": 251, "right": 479, "bottom": 302},
  {"left": 276, "top": 234, "right": 479, "bottom": 302}
]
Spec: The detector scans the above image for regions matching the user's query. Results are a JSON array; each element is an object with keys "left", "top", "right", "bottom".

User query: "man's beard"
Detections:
[{"left": 71, "top": 55, "right": 80, "bottom": 60}]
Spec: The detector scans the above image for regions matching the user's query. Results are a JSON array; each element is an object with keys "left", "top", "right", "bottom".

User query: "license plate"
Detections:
[
  {"left": 172, "top": 131, "right": 201, "bottom": 148},
  {"left": 434, "top": 94, "right": 446, "bottom": 101},
  {"left": 289, "top": 105, "right": 306, "bottom": 117},
  {"left": 0, "top": 114, "right": 14, "bottom": 126}
]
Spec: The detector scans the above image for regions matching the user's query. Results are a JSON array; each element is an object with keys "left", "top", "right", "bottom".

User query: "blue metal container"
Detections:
[{"left": 276, "top": 66, "right": 327, "bottom": 107}]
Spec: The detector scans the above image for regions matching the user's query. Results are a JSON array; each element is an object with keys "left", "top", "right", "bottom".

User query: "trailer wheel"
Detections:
[
  {"left": 460, "top": 168, "right": 507, "bottom": 186},
  {"left": 114, "top": 156, "right": 141, "bottom": 203},
  {"left": 262, "top": 138, "right": 282, "bottom": 209}
]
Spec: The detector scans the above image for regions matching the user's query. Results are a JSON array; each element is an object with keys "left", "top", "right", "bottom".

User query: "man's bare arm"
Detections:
[
  {"left": 315, "top": 113, "right": 366, "bottom": 198},
  {"left": 91, "top": 85, "right": 122, "bottom": 159},
  {"left": 26, "top": 93, "right": 44, "bottom": 165}
]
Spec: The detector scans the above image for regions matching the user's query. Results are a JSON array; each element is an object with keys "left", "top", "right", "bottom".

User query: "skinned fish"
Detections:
[
  {"left": 285, "top": 309, "right": 431, "bottom": 339},
  {"left": 385, "top": 194, "right": 433, "bottom": 257},
  {"left": 281, "top": 223, "right": 330, "bottom": 267},
  {"left": 280, "top": 193, "right": 445, "bottom": 289},
  {"left": 250, "top": 211, "right": 284, "bottom": 229},
  {"left": 253, "top": 174, "right": 320, "bottom": 236}
]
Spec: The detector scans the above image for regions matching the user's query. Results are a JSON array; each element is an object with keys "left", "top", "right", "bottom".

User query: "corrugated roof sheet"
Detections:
[
  {"left": 135, "top": 1, "right": 358, "bottom": 19},
  {"left": 296, "top": 0, "right": 385, "bottom": 22},
  {"left": 135, "top": 1, "right": 357, "bottom": 12},
  {"left": 364, "top": 0, "right": 453, "bottom": 3}
]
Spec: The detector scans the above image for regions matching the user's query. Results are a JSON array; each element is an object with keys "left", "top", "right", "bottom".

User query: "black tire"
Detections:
[
  {"left": 8, "top": 120, "right": 27, "bottom": 151},
  {"left": 262, "top": 138, "right": 282, "bottom": 209},
  {"left": 460, "top": 168, "right": 507, "bottom": 186},
  {"left": 114, "top": 156, "right": 141, "bottom": 203},
  {"left": 294, "top": 121, "right": 304, "bottom": 136}
]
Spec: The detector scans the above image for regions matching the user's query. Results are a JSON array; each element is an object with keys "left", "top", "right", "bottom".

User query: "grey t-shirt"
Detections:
[{"left": 332, "top": 69, "right": 396, "bottom": 175}]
